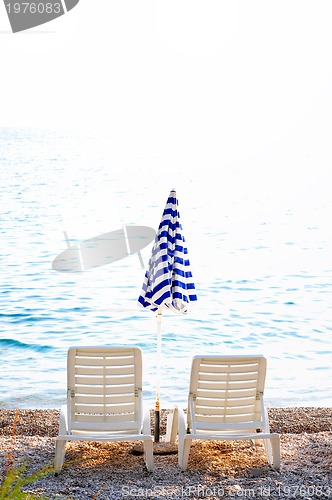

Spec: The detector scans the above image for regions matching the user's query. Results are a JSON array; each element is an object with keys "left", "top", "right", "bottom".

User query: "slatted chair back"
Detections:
[
  {"left": 188, "top": 355, "right": 267, "bottom": 434},
  {"left": 67, "top": 346, "right": 143, "bottom": 435}
]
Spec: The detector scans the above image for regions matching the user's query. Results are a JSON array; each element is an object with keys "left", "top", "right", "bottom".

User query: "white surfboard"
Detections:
[{"left": 52, "top": 225, "right": 155, "bottom": 273}]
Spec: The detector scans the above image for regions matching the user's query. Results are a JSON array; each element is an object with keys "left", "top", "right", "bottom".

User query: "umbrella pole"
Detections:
[{"left": 155, "top": 308, "right": 162, "bottom": 442}]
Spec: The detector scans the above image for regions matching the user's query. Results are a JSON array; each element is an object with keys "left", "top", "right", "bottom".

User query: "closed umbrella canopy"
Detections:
[
  {"left": 138, "top": 189, "right": 197, "bottom": 442},
  {"left": 138, "top": 189, "right": 197, "bottom": 313}
]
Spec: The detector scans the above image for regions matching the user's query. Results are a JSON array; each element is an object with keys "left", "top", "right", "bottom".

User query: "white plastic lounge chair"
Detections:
[
  {"left": 55, "top": 346, "right": 153, "bottom": 473},
  {"left": 178, "top": 355, "right": 280, "bottom": 471}
]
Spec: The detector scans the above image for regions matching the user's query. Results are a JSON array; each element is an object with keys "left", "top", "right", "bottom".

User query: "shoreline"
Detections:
[{"left": 1, "top": 408, "right": 332, "bottom": 499}]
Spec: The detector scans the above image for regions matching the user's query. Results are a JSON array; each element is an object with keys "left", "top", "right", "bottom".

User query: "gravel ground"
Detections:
[{"left": 1, "top": 408, "right": 332, "bottom": 499}]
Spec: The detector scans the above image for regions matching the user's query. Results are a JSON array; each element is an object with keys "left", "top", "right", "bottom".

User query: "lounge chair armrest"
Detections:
[
  {"left": 261, "top": 396, "right": 271, "bottom": 433},
  {"left": 58, "top": 405, "right": 68, "bottom": 435},
  {"left": 165, "top": 405, "right": 178, "bottom": 443},
  {"left": 178, "top": 405, "right": 188, "bottom": 440},
  {"left": 143, "top": 408, "right": 152, "bottom": 436}
]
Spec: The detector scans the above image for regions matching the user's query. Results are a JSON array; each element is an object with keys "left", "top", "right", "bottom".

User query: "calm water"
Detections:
[{"left": 1, "top": 127, "right": 331, "bottom": 409}]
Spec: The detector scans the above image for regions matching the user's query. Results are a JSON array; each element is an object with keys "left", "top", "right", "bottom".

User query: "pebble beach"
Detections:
[{"left": 1, "top": 408, "right": 332, "bottom": 499}]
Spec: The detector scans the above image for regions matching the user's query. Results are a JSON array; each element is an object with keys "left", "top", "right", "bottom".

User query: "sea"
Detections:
[{"left": 1, "top": 126, "right": 331, "bottom": 410}]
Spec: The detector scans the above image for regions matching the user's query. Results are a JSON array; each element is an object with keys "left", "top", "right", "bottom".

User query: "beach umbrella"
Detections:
[{"left": 138, "top": 189, "right": 197, "bottom": 442}]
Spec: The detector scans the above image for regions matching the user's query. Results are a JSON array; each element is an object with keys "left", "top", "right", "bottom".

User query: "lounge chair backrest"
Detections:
[
  {"left": 67, "top": 346, "right": 143, "bottom": 434},
  {"left": 178, "top": 354, "right": 280, "bottom": 471},
  {"left": 188, "top": 355, "right": 267, "bottom": 433}
]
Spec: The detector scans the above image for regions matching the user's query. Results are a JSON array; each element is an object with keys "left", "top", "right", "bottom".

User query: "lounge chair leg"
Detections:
[
  {"left": 263, "top": 437, "right": 272, "bottom": 467},
  {"left": 270, "top": 435, "right": 280, "bottom": 470},
  {"left": 54, "top": 439, "right": 67, "bottom": 474},
  {"left": 144, "top": 440, "right": 154, "bottom": 472},
  {"left": 179, "top": 438, "right": 192, "bottom": 471}
]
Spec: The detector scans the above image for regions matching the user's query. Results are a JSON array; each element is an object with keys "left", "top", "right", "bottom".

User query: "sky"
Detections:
[{"left": 1, "top": 0, "right": 332, "bottom": 176}]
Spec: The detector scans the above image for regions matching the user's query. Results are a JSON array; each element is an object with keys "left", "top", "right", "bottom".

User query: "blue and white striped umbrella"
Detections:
[
  {"left": 138, "top": 189, "right": 197, "bottom": 443},
  {"left": 138, "top": 189, "right": 197, "bottom": 314}
]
